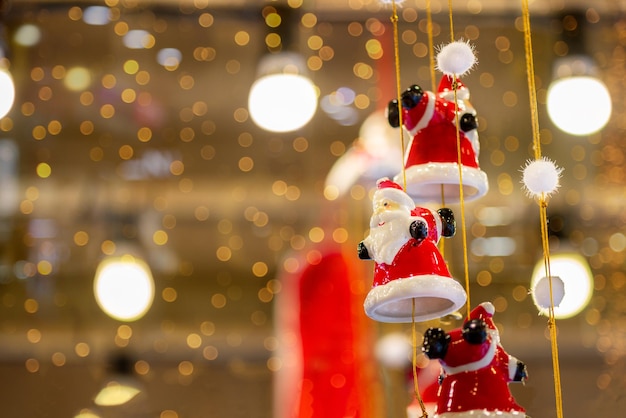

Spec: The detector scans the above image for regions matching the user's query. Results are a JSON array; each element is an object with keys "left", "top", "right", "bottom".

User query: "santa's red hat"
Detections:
[
  {"left": 469, "top": 301, "right": 496, "bottom": 331},
  {"left": 437, "top": 75, "right": 470, "bottom": 101},
  {"left": 373, "top": 177, "right": 415, "bottom": 210}
]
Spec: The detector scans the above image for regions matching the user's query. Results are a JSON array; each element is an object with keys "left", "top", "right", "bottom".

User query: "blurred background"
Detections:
[{"left": 0, "top": 0, "right": 624, "bottom": 417}]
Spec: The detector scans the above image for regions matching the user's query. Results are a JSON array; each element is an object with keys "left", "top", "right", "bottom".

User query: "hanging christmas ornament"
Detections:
[
  {"left": 387, "top": 77, "right": 488, "bottom": 203},
  {"left": 436, "top": 40, "right": 477, "bottom": 77},
  {"left": 358, "top": 178, "right": 466, "bottom": 323},
  {"left": 274, "top": 248, "right": 376, "bottom": 418},
  {"left": 325, "top": 109, "right": 402, "bottom": 197},
  {"left": 531, "top": 275, "right": 566, "bottom": 314},
  {"left": 521, "top": 157, "right": 563, "bottom": 198},
  {"left": 422, "top": 302, "right": 527, "bottom": 417}
]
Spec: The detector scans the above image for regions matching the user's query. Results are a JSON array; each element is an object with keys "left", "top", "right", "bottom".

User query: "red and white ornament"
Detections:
[
  {"left": 358, "top": 178, "right": 466, "bottom": 323},
  {"left": 387, "top": 77, "right": 488, "bottom": 203},
  {"left": 422, "top": 302, "right": 527, "bottom": 417}
]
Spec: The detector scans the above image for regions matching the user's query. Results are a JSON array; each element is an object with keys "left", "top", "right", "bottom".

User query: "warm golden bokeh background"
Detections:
[{"left": 0, "top": 0, "right": 624, "bottom": 417}]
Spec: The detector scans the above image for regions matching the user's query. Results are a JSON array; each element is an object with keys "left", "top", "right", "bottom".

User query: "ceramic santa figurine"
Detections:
[
  {"left": 358, "top": 178, "right": 467, "bottom": 323},
  {"left": 387, "top": 77, "right": 488, "bottom": 204},
  {"left": 422, "top": 302, "right": 527, "bottom": 417},
  {"left": 437, "top": 75, "right": 480, "bottom": 158}
]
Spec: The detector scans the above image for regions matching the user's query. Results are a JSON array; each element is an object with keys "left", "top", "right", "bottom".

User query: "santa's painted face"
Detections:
[
  {"left": 373, "top": 198, "right": 401, "bottom": 214},
  {"left": 370, "top": 199, "right": 411, "bottom": 228}
]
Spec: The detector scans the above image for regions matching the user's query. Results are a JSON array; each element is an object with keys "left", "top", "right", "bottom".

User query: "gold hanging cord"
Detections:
[
  {"left": 446, "top": 0, "right": 472, "bottom": 321},
  {"left": 391, "top": 0, "right": 408, "bottom": 190},
  {"left": 426, "top": 0, "right": 437, "bottom": 93},
  {"left": 521, "top": 0, "right": 564, "bottom": 417},
  {"left": 389, "top": 1, "right": 428, "bottom": 416}
]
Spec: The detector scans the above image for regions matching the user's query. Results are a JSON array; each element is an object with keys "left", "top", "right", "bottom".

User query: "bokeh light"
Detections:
[
  {"left": 248, "top": 73, "right": 317, "bottom": 132},
  {"left": 94, "top": 256, "right": 155, "bottom": 321},
  {"left": 547, "top": 76, "right": 612, "bottom": 136}
]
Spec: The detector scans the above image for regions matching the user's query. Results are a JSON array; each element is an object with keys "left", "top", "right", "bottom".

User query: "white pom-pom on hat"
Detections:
[
  {"left": 532, "top": 275, "right": 565, "bottom": 310},
  {"left": 522, "top": 157, "right": 563, "bottom": 197},
  {"left": 436, "top": 40, "right": 477, "bottom": 76}
]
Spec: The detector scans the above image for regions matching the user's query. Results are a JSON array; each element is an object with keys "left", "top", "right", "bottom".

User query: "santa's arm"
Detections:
[{"left": 498, "top": 346, "right": 528, "bottom": 383}]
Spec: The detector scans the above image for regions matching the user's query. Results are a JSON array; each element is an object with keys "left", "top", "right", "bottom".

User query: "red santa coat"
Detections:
[
  {"left": 431, "top": 302, "right": 527, "bottom": 417},
  {"left": 436, "top": 332, "right": 525, "bottom": 416},
  {"left": 403, "top": 91, "right": 479, "bottom": 170}
]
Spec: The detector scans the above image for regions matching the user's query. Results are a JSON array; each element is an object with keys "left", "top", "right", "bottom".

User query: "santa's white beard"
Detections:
[{"left": 364, "top": 210, "right": 412, "bottom": 265}]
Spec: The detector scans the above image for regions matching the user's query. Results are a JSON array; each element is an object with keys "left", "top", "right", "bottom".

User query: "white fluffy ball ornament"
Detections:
[
  {"left": 532, "top": 275, "right": 565, "bottom": 311},
  {"left": 522, "top": 157, "right": 563, "bottom": 197},
  {"left": 436, "top": 40, "right": 477, "bottom": 76}
]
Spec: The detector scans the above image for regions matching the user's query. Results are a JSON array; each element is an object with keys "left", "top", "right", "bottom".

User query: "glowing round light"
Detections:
[
  {"left": 547, "top": 76, "right": 612, "bottom": 136},
  {"left": 530, "top": 253, "right": 593, "bottom": 319},
  {"left": 94, "top": 256, "right": 155, "bottom": 321},
  {"left": 14, "top": 24, "right": 42, "bottom": 47},
  {"left": 0, "top": 69, "right": 15, "bottom": 119},
  {"left": 64, "top": 67, "right": 92, "bottom": 91},
  {"left": 83, "top": 6, "right": 111, "bottom": 26},
  {"left": 248, "top": 73, "right": 317, "bottom": 132}
]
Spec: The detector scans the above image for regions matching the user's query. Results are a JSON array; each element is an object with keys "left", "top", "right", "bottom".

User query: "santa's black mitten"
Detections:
[
  {"left": 410, "top": 220, "right": 428, "bottom": 240},
  {"left": 357, "top": 241, "right": 371, "bottom": 260},
  {"left": 460, "top": 113, "right": 478, "bottom": 132},
  {"left": 422, "top": 328, "right": 450, "bottom": 360},
  {"left": 462, "top": 319, "right": 487, "bottom": 345},
  {"left": 387, "top": 99, "right": 400, "bottom": 128},
  {"left": 437, "top": 208, "right": 456, "bottom": 237},
  {"left": 514, "top": 361, "right": 528, "bottom": 382},
  {"left": 401, "top": 85, "right": 424, "bottom": 110}
]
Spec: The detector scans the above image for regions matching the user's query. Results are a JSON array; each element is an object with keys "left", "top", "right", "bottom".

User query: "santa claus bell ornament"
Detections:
[
  {"left": 422, "top": 302, "right": 527, "bottom": 417},
  {"left": 358, "top": 178, "right": 467, "bottom": 323},
  {"left": 387, "top": 77, "right": 489, "bottom": 204}
]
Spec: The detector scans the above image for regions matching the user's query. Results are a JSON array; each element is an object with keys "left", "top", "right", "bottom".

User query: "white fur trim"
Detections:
[
  {"left": 374, "top": 186, "right": 415, "bottom": 211},
  {"left": 508, "top": 355, "right": 520, "bottom": 380},
  {"left": 394, "top": 162, "right": 488, "bottom": 204},
  {"left": 480, "top": 301, "right": 495, "bottom": 315},
  {"left": 432, "top": 210, "right": 442, "bottom": 241},
  {"left": 441, "top": 338, "right": 496, "bottom": 375},
  {"left": 436, "top": 411, "right": 525, "bottom": 417},
  {"left": 364, "top": 274, "right": 466, "bottom": 323}
]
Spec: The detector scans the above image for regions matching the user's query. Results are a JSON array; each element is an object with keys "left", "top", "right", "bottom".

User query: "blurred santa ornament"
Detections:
[
  {"left": 325, "top": 109, "right": 402, "bottom": 197},
  {"left": 274, "top": 248, "right": 377, "bottom": 418},
  {"left": 358, "top": 178, "right": 466, "bottom": 323},
  {"left": 422, "top": 302, "right": 527, "bottom": 417}
]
